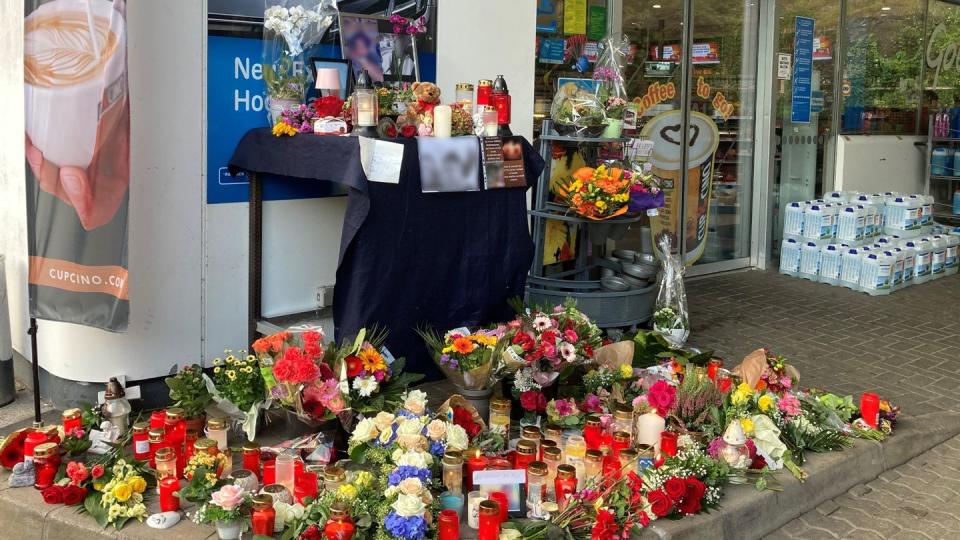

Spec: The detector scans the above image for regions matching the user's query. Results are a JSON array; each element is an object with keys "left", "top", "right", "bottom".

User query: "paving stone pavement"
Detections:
[
  {"left": 765, "top": 434, "right": 960, "bottom": 540},
  {"left": 686, "top": 269, "right": 960, "bottom": 417},
  {"left": 686, "top": 268, "right": 960, "bottom": 539}
]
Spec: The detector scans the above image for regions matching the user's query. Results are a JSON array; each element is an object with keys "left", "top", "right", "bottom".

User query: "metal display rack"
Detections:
[
  {"left": 527, "top": 120, "right": 656, "bottom": 328},
  {"left": 924, "top": 116, "right": 960, "bottom": 225}
]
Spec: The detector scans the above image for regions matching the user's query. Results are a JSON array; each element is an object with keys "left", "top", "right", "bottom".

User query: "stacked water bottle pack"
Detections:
[{"left": 779, "top": 191, "right": 960, "bottom": 296}]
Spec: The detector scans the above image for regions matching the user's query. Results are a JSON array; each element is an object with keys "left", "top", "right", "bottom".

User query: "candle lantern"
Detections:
[
  {"left": 718, "top": 421, "right": 751, "bottom": 469},
  {"left": 490, "top": 75, "right": 512, "bottom": 136},
  {"left": 323, "top": 464, "right": 346, "bottom": 492},
  {"left": 132, "top": 422, "right": 151, "bottom": 461},
  {"left": 148, "top": 428, "right": 168, "bottom": 468},
  {"left": 612, "top": 431, "right": 631, "bottom": 459},
  {"left": 438, "top": 508, "right": 460, "bottom": 540},
  {"left": 251, "top": 494, "right": 277, "bottom": 536},
  {"left": 205, "top": 417, "right": 228, "bottom": 451},
  {"left": 184, "top": 429, "right": 199, "bottom": 461},
  {"left": 543, "top": 424, "right": 563, "bottom": 446},
  {"left": 275, "top": 454, "right": 295, "bottom": 495},
  {"left": 23, "top": 431, "right": 47, "bottom": 465},
  {"left": 62, "top": 408, "right": 82, "bottom": 434},
  {"left": 455, "top": 82, "right": 474, "bottom": 111},
  {"left": 477, "top": 500, "right": 501, "bottom": 540},
  {"left": 488, "top": 398, "right": 511, "bottom": 436},
  {"left": 229, "top": 469, "right": 260, "bottom": 493},
  {"left": 707, "top": 359, "right": 723, "bottom": 380},
  {"left": 619, "top": 449, "right": 639, "bottom": 474},
  {"left": 860, "top": 392, "right": 880, "bottom": 428},
  {"left": 490, "top": 491, "right": 509, "bottom": 523},
  {"left": 154, "top": 447, "right": 178, "bottom": 480},
  {"left": 324, "top": 502, "right": 356, "bottom": 540},
  {"left": 526, "top": 461, "right": 548, "bottom": 516},
  {"left": 467, "top": 490, "right": 484, "bottom": 529},
  {"left": 514, "top": 439, "right": 538, "bottom": 472},
  {"left": 482, "top": 106, "right": 499, "bottom": 137},
  {"left": 583, "top": 415, "right": 602, "bottom": 450},
  {"left": 542, "top": 445, "right": 561, "bottom": 499},
  {"left": 351, "top": 69, "right": 379, "bottom": 137},
  {"left": 612, "top": 404, "right": 634, "bottom": 435},
  {"left": 476, "top": 79, "right": 493, "bottom": 107},
  {"left": 102, "top": 377, "right": 131, "bottom": 434},
  {"left": 465, "top": 448, "right": 487, "bottom": 492},
  {"left": 242, "top": 442, "right": 261, "bottom": 480},
  {"left": 442, "top": 452, "right": 464, "bottom": 494}
]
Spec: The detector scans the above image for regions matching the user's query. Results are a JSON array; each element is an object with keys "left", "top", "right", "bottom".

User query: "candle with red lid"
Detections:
[
  {"left": 438, "top": 509, "right": 459, "bottom": 540},
  {"left": 707, "top": 359, "right": 723, "bottom": 380},
  {"left": 860, "top": 392, "right": 880, "bottom": 428},
  {"left": 150, "top": 410, "right": 167, "bottom": 430},
  {"left": 465, "top": 448, "right": 488, "bottom": 492},
  {"left": 159, "top": 476, "right": 181, "bottom": 512},
  {"left": 62, "top": 408, "right": 82, "bottom": 434}
]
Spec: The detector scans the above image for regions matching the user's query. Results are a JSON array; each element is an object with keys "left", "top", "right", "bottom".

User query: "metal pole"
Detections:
[
  {"left": 28, "top": 317, "right": 41, "bottom": 426},
  {"left": 678, "top": 0, "right": 694, "bottom": 262}
]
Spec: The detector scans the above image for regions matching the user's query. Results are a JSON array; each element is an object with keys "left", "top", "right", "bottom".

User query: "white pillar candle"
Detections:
[
  {"left": 467, "top": 490, "right": 484, "bottom": 529},
  {"left": 635, "top": 411, "right": 666, "bottom": 450},
  {"left": 433, "top": 105, "right": 453, "bottom": 138}
]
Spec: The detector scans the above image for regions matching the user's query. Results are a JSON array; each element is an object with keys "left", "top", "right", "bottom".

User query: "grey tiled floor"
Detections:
[{"left": 685, "top": 269, "right": 960, "bottom": 417}]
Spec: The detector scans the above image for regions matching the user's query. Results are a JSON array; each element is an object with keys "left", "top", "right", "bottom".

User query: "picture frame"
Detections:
[
  {"left": 338, "top": 12, "right": 420, "bottom": 87},
  {"left": 308, "top": 57, "right": 353, "bottom": 100}
]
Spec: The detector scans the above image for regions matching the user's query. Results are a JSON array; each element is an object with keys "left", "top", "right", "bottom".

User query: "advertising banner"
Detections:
[{"left": 24, "top": 0, "right": 130, "bottom": 331}]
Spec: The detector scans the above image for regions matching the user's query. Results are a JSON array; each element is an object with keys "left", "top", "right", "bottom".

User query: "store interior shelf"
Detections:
[
  {"left": 931, "top": 175, "right": 960, "bottom": 181},
  {"left": 539, "top": 130, "right": 629, "bottom": 144},
  {"left": 527, "top": 274, "right": 655, "bottom": 328},
  {"left": 256, "top": 307, "right": 333, "bottom": 336},
  {"left": 528, "top": 204, "right": 647, "bottom": 225}
]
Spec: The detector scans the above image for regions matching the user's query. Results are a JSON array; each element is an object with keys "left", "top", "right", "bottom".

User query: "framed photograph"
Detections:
[
  {"left": 338, "top": 13, "right": 419, "bottom": 86},
  {"left": 308, "top": 57, "right": 352, "bottom": 100}
]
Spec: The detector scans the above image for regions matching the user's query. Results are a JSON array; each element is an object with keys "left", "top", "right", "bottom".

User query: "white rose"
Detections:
[
  {"left": 500, "top": 529, "right": 523, "bottom": 540},
  {"left": 403, "top": 390, "right": 429, "bottom": 415},
  {"left": 445, "top": 423, "right": 469, "bottom": 451},
  {"left": 378, "top": 427, "right": 396, "bottom": 446},
  {"left": 394, "top": 450, "right": 428, "bottom": 469},
  {"left": 426, "top": 419, "right": 447, "bottom": 441},
  {"left": 273, "top": 502, "right": 305, "bottom": 533},
  {"left": 398, "top": 477, "right": 423, "bottom": 496},
  {"left": 350, "top": 418, "right": 379, "bottom": 444},
  {"left": 391, "top": 493, "right": 427, "bottom": 517},
  {"left": 374, "top": 412, "right": 396, "bottom": 432}
]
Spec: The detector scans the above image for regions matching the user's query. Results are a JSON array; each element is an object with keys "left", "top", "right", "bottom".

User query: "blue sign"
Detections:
[
  {"left": 206, "top": 34, "right": 436, "bottom": 204},
  {"left": 791, "top": 16, "right": 815, "bottom": 124},
  {"left": 539, "top": 38, "right": 566, "bottom": 65}
]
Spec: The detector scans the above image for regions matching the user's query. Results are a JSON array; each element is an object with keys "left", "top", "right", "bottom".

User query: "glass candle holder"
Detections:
[
  {"left": 467, "top": 490, "right": 484, "bottom": 529},
  {"left": 148, "top": 428, "right": 168, "bottom": 468},
  {"left": 543, "top": 445, "right": 562, "bottom": 500},
  {"left": 440, "top": 490, "right": 465, "bottom": 515},
  {"left": 554, "top": 464, "right": 577, "bottom": 511},
  {"left": 490, "top": 491, "right": 509, "bottom": 524},
  {"left": 150, "top": 410, "right": 167, "bottom": 430},
  {"left": 635, "top": 444, "right": 655, "bottom": 470},
  {"left": 438, "top": 508, "right": 460, "bottom": 540},
  {"left": 275, "top": 454, "right": 295, "bottom": 495},
  {"left": 154, "top": 447, "right": 178, "bottom": 481},
  {"left": 543, "top": 424, "right": 563, "bottom": 447},
  {"left": 294, "top": 471, "right": 318, "bottom": 504},
  {"left": 251, "top": 494, "right": 276, "bottom": 537},
  {"left": 525, "top": 461, "right": 547, "bottom": 518},
  {"left": 612, "top": 431, "right": 631, "bottom": 459},
  {"left": 584, "top": 449, "right": 603, "bottom": 482},
  {"left": 583, "top": 416, "right": 601, "bottom": 450},
  {"left": 23, "top": 431, "right": 47, "bottom": 466},
  {"left": 442, "top": 453, "right": 464, "bottom": 494},
  {"left": 262, "top": 460, "right": 276, "bottom": 485},
  {"left": 514, "top": 439, "right": 538, "bottom": 473},
  {"left": 131, "top": 422, "right": 150, "bottom": 461},
  {"left": 707, "top": 359, "right": 723, "bottom": 380},
  {"left": 260, "top": 483, "right": 293, "bottom": 505},
  {"left": 455, "top": 82, "right": 474, "bottom": 112},
  {"left": 324, "top": 502, "right": 355, "bottom": 540},
  {"left": 205, "top": 417, "right": 228, "bottom": 452},
  {"left": 62, "top": 408, "right": 82, "bottom": 434},
  {"left": 465, "top": 448, "right": 488, "bottom": 493},
  {"left": 159, "top": 476, "right": 181, "bottom": 512},
  {"left": 482, "top": 106, "right": 498, "bottom": 137},
  {"left": 488, "top": 398, "right": 511, "bottom": 436},
  {"left": 476, "top": 79, "right": 492, "bottom": 107},
  {"left": 184, "top": 429, "right": 199, "bottom": 461},
  {"left": 612, "top": 403, "right": 634, "bottom": 435},
  {"left": 242, "top": 442, "right": 261, "bottom": 480},
  {"left": 323, "top": 464, "right": 346, "bottom": 492},
  {"left": 33, "top": 443, "right": 59, "bottom": 490},
  {"left": 478, "top": 500, "right": 501, "bottom": 540},
  {"left": 229, "top": 469, "right": 260, "bottom": 493}
]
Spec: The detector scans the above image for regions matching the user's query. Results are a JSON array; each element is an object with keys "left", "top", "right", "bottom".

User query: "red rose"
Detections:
[
  {"left": 647, "top": 488, "right": 673, "bottom": 517},
  {"left": 677, "top": 492, "right": 702, "bottom": 514},
  {"left": 63, "top": 485, "right": 87, "bottom": 506},
  {"left": 664, "top": 476, "right": 687, "bottom": 501},
  {"left": 386, "top": 124, "right": 398, "bottom": 138},
  {"left": 453, "top": 406, "right": 482, "bottom": 438},
  {"left": 684, "top": 477, "right": 707, "bottom": 502},
  {"left": 400, "top": 124, "right": 417, "bottom": 138},
  {"left": 299, "top": 524, "right": 323, "bottom": 540},
  {"left": 345, "top": 355, "right": 363, "bottom": 378},
  {"left": 91, "top": 464, "right": 104, "bottom": 478},
  {"left": 41, "top": 485, "right": 64, "bottom": 505}
]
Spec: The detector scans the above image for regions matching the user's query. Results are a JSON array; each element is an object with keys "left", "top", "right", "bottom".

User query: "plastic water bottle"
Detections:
[
  {"left": 823, "top": 191, "right": 847, "bottom": 205},
  {"left": 783, "top": 202, "right": 805, "bottom": 238},
  {"left": 953, "top": 187, "right": 960, "bottom": 215},
  {"left": 802, "top": 205, "right": 832, "bottom": 240},
  {"left": 933, "top": 148, "right": 950, "bottom": 176},
  {"left": 840, "top": 247, "right": 863, "bottom": 291},
  {"left": 921, "top": 195, "right": 935, "bottom": 227},
  {"left": 900, "top": 241, "right": 917, "bottom": 287},
  {"left": 888, "top": 248, "right": 905, "bottom": 291},
  {"left": 944, "top": 234, "right": 959, "bottom": 276},
  {"left": 908, "top": 239, "right": 932, "bottom": 284},
  {"left": 825, "top": 204, "right": 840, "bottom": 239},
  {"left": 819, "top": 244, "right": 843, "bottom": 286},
  {"left": 780, "top": 238, "right": 801, "bottom": 277},
  {"left": 799, "top": 242, "right": 822, "bottom": 281},
  {"left": 930, "top": 235, "right": 947, "bottom": 278},
  {"left": 860, "top": 252, "right": 893, "bottom": 296},
  {"left": 837, "top": 205, "right": 866, "bottom": 243}
]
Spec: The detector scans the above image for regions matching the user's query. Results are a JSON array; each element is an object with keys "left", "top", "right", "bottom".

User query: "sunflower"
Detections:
[
  {"left": 358, "top": 347, "right": 386, "bottom": 373},
  {"left": 452, "top": 337, "right": 476, "bottom": 354}
]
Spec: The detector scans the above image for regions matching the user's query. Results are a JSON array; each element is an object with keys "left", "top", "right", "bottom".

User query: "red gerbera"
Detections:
[
  {"left": 0, "top": 431, "right": 25, "bottom": 469},
  {"left": 345, "top": 355, "right": 363, "bottom": 378},
  {"left": 591, "top": 508, "right": 618, "bottom": 540}
]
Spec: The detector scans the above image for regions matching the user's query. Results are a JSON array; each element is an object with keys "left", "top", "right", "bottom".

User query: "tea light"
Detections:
[
  {"left": 434, "top": 105, "right": 452, "bottom": 138},
  {"left": 635, "top": 411, "right": 666, "bottom": 450},
  {"left": 467, "top": 490, "right": 485, "bottom": 529}
]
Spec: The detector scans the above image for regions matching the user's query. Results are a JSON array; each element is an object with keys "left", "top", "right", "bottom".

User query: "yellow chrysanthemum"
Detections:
[
  {"left": 227, "top": 370, "right": 236, "bottom": 381},
  {"left": 112, "top": 483, "right": 132, "bottom": 502},
  {"left": 619, "top": 364, "right": 633, "bottom": 378},
  {"left": 740, "top": 417, "right": 754, "bottom": 435},
  {"left": 730, "top": 382, "right": 754, "bottom": 405},
  {"left": 337, "top": 484, "right": 358, "bottom": 501},
  {"left": 757, "top": 394, "right": 774, "bottom": 412},
  {"left": 214, "top": 366, "right": 221, "bottom": 373}
]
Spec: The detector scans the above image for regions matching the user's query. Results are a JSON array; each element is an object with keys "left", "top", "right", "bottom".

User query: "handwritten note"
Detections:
[{"left": 359, "top": 137, "right": 404, "bottom": 184}]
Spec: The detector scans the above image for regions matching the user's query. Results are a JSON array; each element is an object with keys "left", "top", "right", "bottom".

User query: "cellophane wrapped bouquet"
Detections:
[
  {"left": 419, "top": 326, "right": 505, "bottom": 390},
  {"left": 653, "top": 235, "right": 690, "bottom": 347}
]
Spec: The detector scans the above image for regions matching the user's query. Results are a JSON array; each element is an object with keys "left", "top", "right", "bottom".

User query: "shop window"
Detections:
[{"left": 840, "top": 0, "right": 925, "bottom": 135}]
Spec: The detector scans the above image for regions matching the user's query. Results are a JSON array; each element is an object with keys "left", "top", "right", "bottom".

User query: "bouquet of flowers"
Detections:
[
  {"left": 273, "top": 103, "right": 317, "bottom": 136},
  {"left": 381, "top": 454, "right": 433, "bottom": 540},
  {"left": 627, "top": 166, "right": 665, "bottom": 213},
  {"left": 653, "top": 234, "right": 690, "bottom": 346},
  {"left": 605, "top": 96, "right": 627, "bottom": 120},
  {"left": 499, "top": 300, "right": 603, "bottom": 399},
  {"left": 192, "top": 484, "right": 248, "bottom": 525},
  {"left": 558, "top": 165, "right": 633, "bottom": 220},
  {"left": 81, "top": 459, "right": 150, "bottom": 529},
  {"left": 40, "top": 460, "right": 96, "bottom": 507},
  {"left": 205, "top": 349, "right": 267, "bottom": 440},
  {"left": 419, "top": 326, "right": 504, "bottom": 391},
  {"left": 180, "top": 447, "right": 230, "bottom": 503},
  {"left": 264, "top": 3, "right": 329, "bottom": 57},
  {"left": 165, "top": 364, "right": 212, "bottom": 420},
  {"left": 286, "top": 469, "right": 378, "bottom": 539},
  {"left": 550, "top": 81, "right": 607, "bottom": 136}
]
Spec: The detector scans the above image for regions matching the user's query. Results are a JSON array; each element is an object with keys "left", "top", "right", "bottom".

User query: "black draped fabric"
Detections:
[{"left": 229, "top": 128, "right": 545, "bottom": 379}]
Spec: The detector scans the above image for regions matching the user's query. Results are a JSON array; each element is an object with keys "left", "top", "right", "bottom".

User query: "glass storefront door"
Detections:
[{"left": 622, "top": 0, "right": 760, "bottom": 272}]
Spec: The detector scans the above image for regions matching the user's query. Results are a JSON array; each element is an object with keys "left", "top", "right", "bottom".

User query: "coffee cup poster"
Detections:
[{"left": 23, "top": 0, "right": 130, "bottom": 331}]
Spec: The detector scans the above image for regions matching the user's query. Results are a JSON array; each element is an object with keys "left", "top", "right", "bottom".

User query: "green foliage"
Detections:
[
  {"left": 632, "top": 330, "right": 713, "bottom": 368},
  {"left": 263, "top": 56, "right": 308, "bottom": 101},
  {"left": 164, "top": 364, "right": 212, "bottom": 418}
]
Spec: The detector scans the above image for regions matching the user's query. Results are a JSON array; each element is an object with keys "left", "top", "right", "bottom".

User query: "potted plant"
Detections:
[
  {"left": 195, "top": 484, "right": 248, "bottom": 540},
  {"left": 603, "top": 96, "right": 627, "bottom": 138},
  {"left": 263, "top": 56, "right": 309, "bottom": 125},
  {"left": 165, "top": 364, "right": 212, "bottom": 432}
]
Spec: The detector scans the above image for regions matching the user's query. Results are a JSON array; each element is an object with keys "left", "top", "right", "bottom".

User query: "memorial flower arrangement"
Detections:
[
  {"left": 212, "top": 350, "right": 266, "bottom": 414},
  {"left": 165, "top": 364, "right": 213, "bottom": 420},
  {"left": 330, "top": 329, "right": 424, "bottom": 418},
  {"left": 180, "top": 448, "right": 229, "bottom": 503},
  {"left": 254, "top": 328, "right": 337, "bottom": 419},
  {"left": 286, "top": 470, "right": 379, "bottom": 539},
  {"left": 273, "top": 104, "right": 318, "bottom": 136},
  {"left": 264, "top": 4, "right": 324, "bottom": 57},
  {"left": 81, "top": 459, "right": 149, "bottom": 529},
  {"left": 500, "top": 300, "right": 604, "bottom": 398},
  {"left": 419, "top": 326, "right": 504, "bottom": 390},
  {"left": 559, "top": 165, "right": 633, "bottom": 220},
  {"left": 192, "top": 484, "right": 248, "bottom": 524}
]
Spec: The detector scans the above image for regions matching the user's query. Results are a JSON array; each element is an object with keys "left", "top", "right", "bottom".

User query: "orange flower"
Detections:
[
  {"left": 452, "top": 337, "right": 476, "bottom": 354},
  {"left": 573, "top": 167, "right": 595, "bottom": 182},
  {"left": 756, "top": 379, "right": 768, "bottom": 391},
  {"left": 608, "top": 167, "right": 624, "bottom": 182}
]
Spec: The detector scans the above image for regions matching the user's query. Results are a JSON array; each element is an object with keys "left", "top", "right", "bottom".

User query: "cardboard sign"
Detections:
[{"left": 778, "top": 53, "right": 792, "bottom": 80}]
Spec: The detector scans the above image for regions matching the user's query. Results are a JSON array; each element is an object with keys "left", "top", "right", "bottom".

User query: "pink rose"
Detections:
[{"left": 210, "top": 484, "right": 246, "bottom": 511}]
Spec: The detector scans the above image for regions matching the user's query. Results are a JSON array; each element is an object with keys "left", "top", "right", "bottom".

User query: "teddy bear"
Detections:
[{"left": 409, "top": 81, "right": 441, "bottom": 116}]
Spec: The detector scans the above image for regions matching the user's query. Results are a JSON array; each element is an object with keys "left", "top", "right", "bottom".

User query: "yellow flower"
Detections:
[
  {"left": 757, "top": 394, "right": 774, "bottom": 412},
  {"left": 272, "top": 121, "right": 298, "bottom": 137},
  {"left": 354, "top": 471, "right": 374, "bottom": 488},
  {"left": 213, "top": 357, "right": 222, "bottom": 366},
  {"left": 112, "top": 483, "right": 132, "bottom": 502},
  {"left": 740, "top": 417, "right": 754, "bottom": 435},
  {"left": 730, "top": 382, "right": 753, "bottom": 405},
  {"left": 358, "top": 347, "right": 386, "bottom": 372},
  {"left": 337, "top": 484, "right": 358, "bottom": 501},
  {"left": 93, "top": 482, "right": 104, "bottom": 491},
  {"left": 227, "top": 370, "right": 236, "bottom": 381},
  {"left": 214, "top": 366, "right": 221, "bottom": 373},
  {"left": 128, "top": 476, "right": 147, "bottom": 494},
  {"left": 619, "top": 364, "right": 633, "bottom": 378},
  {"left": 225, "top": 355, "right": 235, "bottom": 364}
]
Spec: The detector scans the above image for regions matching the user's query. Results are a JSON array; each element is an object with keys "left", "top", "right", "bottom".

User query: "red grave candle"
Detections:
[
  {"left": 33, "top": 443, "right": 59, "bottom": 490},
  {"left": 583, "top": 416, "right": 602, "bottom": 451},
  {"left": 860, "top": 392, "right": 880, "bottom": 428},
  {"left": 150, "top": 410, "right": 167, "bottom": 430},
  {"left": 490, "top": 491, "right": 509, "bottom": 523},
  {"left": 465, "top": 449, "right": 488, "bottom": 492},
  {"left": 159, "top": 476, "right": 181, "bottom": 512},
  {"left": 62, "top": 408, "right": 82, "bottom": 434},
  {"left": 23, "top": 431, "right": 47, "bottom": 465},
  {"left": 242, "top": 442, "right": 261, "bottom": 480},
  {"left": 717, "top": 375, "right": 733, "bottom": 393},
  {"left": 554, "top": 464, "right": 577, "bottom": 511},
  {"left": 295, "top": 471, "right": 319, "bottom": 504},
  {"left": 438, "top": 509, "right": 459, "bottom": 540},
  {"left": 478, "top": 500, "right": 501, "bottom": 540},
  {"left": 324, "top": 502, "right": 356, "bottom": 540},
  {"left": 707, "top": 359, "right": 723, "bottom": 380},
  {"left": 660, "top": 431, "right": 678, "bottom": 458},
  {"left": 514, "top": 439, "right": 537, "bottom": 472},
  {"left": 262, "top": 459, "right": 276, "bottom": 486},
  {"left": 251, "top": 495, "right": 277, "bottom": 536},
  {"left": 476, "top": 80, "right": 492, "bottom": 107}
]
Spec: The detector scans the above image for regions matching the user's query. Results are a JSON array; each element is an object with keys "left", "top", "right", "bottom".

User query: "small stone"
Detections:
[
  {"left": 146, "top": 511, "right": 181, "bottom": 529},
  {"left": 8, "top": 461, "right": 35, "bottom": 488},
  {"left": 848, "top": 484, "right": 873, "bottom": 498}
]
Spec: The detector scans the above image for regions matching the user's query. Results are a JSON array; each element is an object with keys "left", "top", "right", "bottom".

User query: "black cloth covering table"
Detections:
[{"left": 229, "top": 128, "right": 545, "bottom": 379}]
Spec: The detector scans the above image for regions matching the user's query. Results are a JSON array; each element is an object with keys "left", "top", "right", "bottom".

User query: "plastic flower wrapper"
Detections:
[
  {"left": 653, "top": 234, "right": 689, "bottom": 347},
  {"left": 592, "top": 35, "right": 629, "bottom": 109},
  {"left": 418, "top": 326, "right": 505, "bottom": 390},
  {"left": 203, "top": 348, "right": 269, "bottom": 441},
  {"left": 549, "top": 81, "right": 606, "bottom": 136},
  {"left": 749, "top": 414, "right": 787, "bottom": 471}
]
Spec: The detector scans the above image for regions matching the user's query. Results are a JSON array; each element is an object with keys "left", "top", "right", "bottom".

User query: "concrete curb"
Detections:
[{"left": 640, "top": 411, "right": 960, "bottom": 539}]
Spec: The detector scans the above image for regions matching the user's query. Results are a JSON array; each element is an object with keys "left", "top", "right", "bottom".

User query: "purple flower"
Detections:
[
  {"left": 384, "top": 512, "right": 428, "bottom": 540},
  {"left": 429, "top": 440, "right": 446, "bottom": 456},
  {"left": 706, "top": 436, "right": 724, "bottom": 458},
  {"left": 388, "top": 465, "right": 431, "bottom": 486}
]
